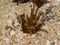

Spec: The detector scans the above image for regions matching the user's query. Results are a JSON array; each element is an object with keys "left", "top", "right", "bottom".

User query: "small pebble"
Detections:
[
  {"left": 6, "top": 19, "right": 12, "bottom": 26},
  {"left": 6, "top": 14, "right": 10, "bottom": 18},
  {"left": 35, "top": 40, "right": 38, "bottom": 45},
  {"left": 57, "top": 30, "right": 60, "bottom": 35},
  {"left": 31, "top": 34, "right": 36, "bottom": 38},
  {"left": 0, "top": 22, "right": 2, "bottom": 26},
  {"left": 3, "top": 36, "right": 10, "bottom": 43},
  {"left": 54, "top": 39, "right": 57, "bottom": 45},
  {"left": 46, "top": 40, "right": 51, "bottom": 45},
  {"left": 10, "top": 30, "right": 15, "bottom": 36}
]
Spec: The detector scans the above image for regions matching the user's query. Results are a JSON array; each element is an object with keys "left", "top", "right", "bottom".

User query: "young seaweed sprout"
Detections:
[
  {"left": 4, "top": 0, "right": 54, "bottom": 35},
  {"left": 16, "top": 3, "right": 53, "bottom": 35}
]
